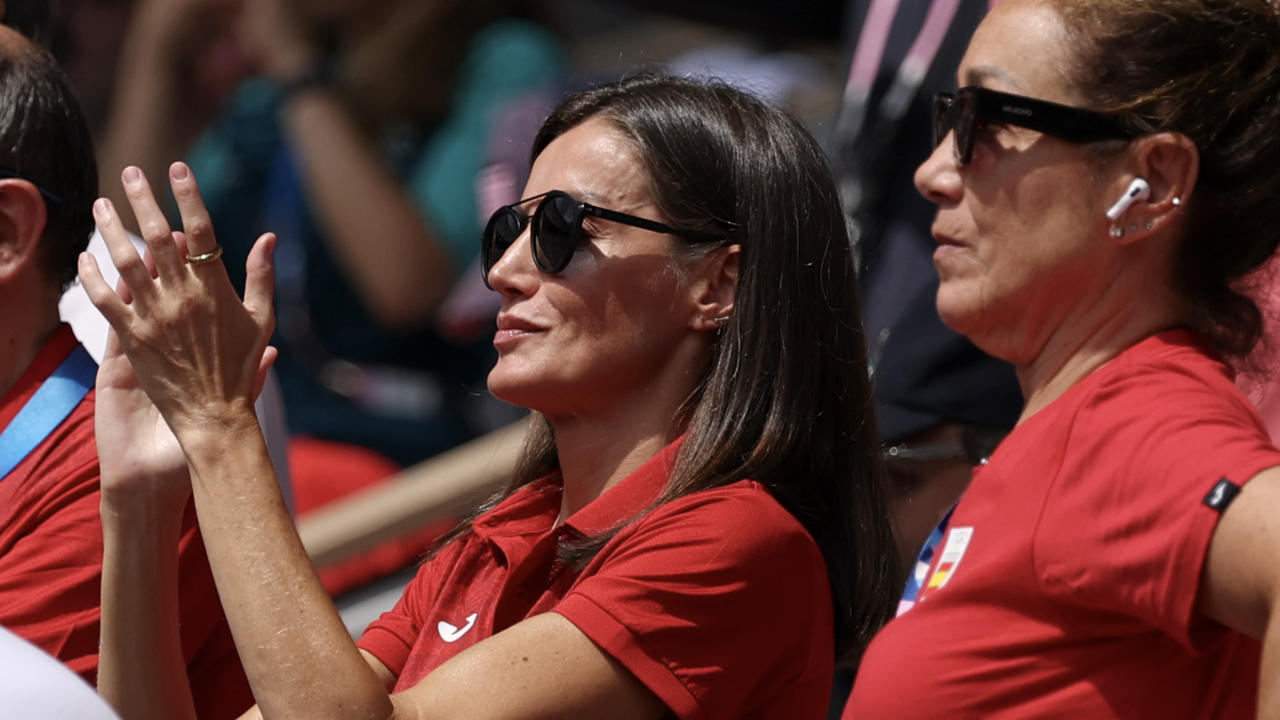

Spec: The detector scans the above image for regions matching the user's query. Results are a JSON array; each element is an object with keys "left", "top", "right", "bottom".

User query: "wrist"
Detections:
[
  {"left": 101, "top": 483, "right": 190, "bottom": 536},
  {"left": 174, "top": 405, "right": 264, "bottom": 466},
  {"left": 277, "top": 63, "right": 329, "bottom": 102}
]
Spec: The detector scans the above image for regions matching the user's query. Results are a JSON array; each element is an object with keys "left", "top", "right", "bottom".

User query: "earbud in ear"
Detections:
[{"left": 1105, "top": 178, "right": 1151, "bottom": 221}]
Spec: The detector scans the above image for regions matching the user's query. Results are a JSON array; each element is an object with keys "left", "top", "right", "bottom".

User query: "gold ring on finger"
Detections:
[{"left": 187, "top": 244, "right": 224, "bottom": 266}]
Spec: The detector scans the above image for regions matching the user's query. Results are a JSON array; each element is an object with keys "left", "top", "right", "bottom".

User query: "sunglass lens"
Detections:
[
  {"left": 933, "top": 94, "right": 953, "bottom": 148},
  {"left": 533, "top": 194, "right": 580, "bottom": 274},
  {"left": 954, "top": 91, "right": 975, "bottom": 166},
  {"left": 482, "top": 207, "right": 524, "bottom": 285}
]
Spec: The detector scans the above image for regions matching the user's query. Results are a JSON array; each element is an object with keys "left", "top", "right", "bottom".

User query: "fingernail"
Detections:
[
  {"left": 122, "top": 166, "right": 140, "bottom": 185},
  {"left": 171, "top": 163, "right": 189, "bottom": 181},
  {"left": 94, "top": 198, "right": 111, "bottom": 217}
]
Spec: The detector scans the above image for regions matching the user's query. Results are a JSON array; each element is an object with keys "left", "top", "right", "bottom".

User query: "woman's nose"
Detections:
[
  {"left": 915, "top": 134, "right": 963, "bottom": 205},
  {"left": 486, "top": 227, "right": 538, "bottom": 296}
]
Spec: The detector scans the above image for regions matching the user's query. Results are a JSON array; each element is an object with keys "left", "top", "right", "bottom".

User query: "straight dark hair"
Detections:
[
  {"left": 446, "top": 74, "right": 899, "bottom": 659},
  {"left": 0, "top": 31, "right": 96, "bottom": 291}
]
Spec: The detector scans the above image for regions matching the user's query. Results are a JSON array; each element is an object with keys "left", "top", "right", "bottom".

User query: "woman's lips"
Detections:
[
  {"left": 494, "top": 314, "right": 543, "bottom": 348},
  {"left": 932, "top": 232, "right": 966, "bottom": 262}
]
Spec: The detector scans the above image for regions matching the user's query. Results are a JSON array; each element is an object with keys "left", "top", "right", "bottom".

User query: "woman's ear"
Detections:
[
  {"left": 1111, "top": 132, "right": 1198, "bottom": 244},
  {"left": 0, "top": 178, "right": 49, "bottom": 285},
  {"left": 689, "top": 244, "right": 739, "bottom": 332}
]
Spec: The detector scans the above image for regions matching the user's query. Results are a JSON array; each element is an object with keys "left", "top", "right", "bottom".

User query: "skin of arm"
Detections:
[
  {"left": 95, "top": 295, "right": 200, "bottom": 720},
  {"left": 277, "top": 89, "right": 454, "bottom": 329},
  {"left": 87, "top": 165, "right": 667, "bottom": 720},
  {"left": 103, "top": 0, "right": 454, "bottom": 328},
  {"left": 240, "top": 0, "right": 454, "bottom": 330},
  {"left": 1196, "top": 465, "right": 1280, "bottom": 717},
  {"left": 96, "top": 0, "right": 240, "bottom": 233},
  {"left": 99, "top": 480, "right": 198, "bottom": 720}
]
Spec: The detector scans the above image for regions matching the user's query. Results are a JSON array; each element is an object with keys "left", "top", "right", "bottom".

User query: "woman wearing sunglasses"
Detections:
[
  {"left": 848, "top": 0, "right": 1280, "bottom": 717},
  {"left": 82, "top": 75, "right": 899, "bottom": 719}
]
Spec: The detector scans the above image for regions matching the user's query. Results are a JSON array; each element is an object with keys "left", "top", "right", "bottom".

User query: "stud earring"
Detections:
[
  {"left": 1171, "top": 197, "right": 1182, "bottom": 206},
  {"left": 1110, "top": 226, "right": 1125, "bottom": 238},
  {"left": 1129, "top": 224, "right": 1138, "bottom": 233},
  {"left": 1144, "top": 220, "right": 1153, "bottom": 230}
]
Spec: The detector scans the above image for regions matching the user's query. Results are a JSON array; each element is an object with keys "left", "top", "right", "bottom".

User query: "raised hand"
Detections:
[
  {"left": 79, "top": 163, "right": 276, "bottom": 447},
  {"left": 237, "top": 0, "right": 317, "bottom": 81}
]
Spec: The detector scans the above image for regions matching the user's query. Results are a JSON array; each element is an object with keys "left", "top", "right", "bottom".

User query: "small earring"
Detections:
[
  {"left": 1110, "top": 226, "right": 1125, "bottom": 238},
  {"left": 1144, "top": 220, "right": 1153, "bottom": 230},
  {"left": 1171, "top": 197, "right": 1182, "bottom": 206},
  {"left": 711, "top": 316, "right": 730, "bottom": 325},
  {"left": 1129, "top": 224, "right": 1138, "bottom": 233}
]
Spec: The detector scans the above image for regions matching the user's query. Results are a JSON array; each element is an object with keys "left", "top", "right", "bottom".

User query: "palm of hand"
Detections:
[
  {"left": 81, "top": 163, "right": 277, "bottom": 484},
  {"left": 94, "top": 331, "right": 190, "bottom": 499}
]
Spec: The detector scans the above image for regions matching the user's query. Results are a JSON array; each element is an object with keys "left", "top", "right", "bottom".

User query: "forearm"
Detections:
[
  {"left": 180, "top": 413, "right": 392, "bottom": 720},
  {"left": 99, "top": 487, "right": 198, "bottom": 720},
  {"left": 280, "top": 90, "right": 453, "bottom": 329}
]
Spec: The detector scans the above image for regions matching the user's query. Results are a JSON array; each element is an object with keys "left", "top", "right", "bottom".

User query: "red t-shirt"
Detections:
[
  {"left": 0, "top": 325, "right": 252, "bottom": 720},
  {"left": 358, "top": 439, "right": 835, "bottom": 720},
  {"left": 849, "top": 330, "right": 1280, "bottom": 718}
]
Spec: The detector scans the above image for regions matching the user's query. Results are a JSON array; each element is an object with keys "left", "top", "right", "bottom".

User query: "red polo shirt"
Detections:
[
  {"left": 0, "top": 324, "right": 252, "bottom": 720},
  {"left": 358, "top": 439, "right": 835, "bottom": 720}
]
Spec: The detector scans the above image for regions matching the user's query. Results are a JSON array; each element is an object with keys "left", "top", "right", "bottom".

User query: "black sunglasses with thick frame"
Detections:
[
  {"left": 481, "top": 189, "right": 683, "bottom": 289},
  {"left": 933, "top": 86, "right": 1141, "bottom": 166}
]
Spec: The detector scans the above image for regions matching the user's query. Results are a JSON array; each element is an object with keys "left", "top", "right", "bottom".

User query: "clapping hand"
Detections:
[{"left": 80, "top": 163, "right": 277, "bottom": 490}]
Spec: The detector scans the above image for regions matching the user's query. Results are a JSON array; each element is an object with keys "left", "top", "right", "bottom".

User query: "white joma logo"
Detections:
[{"left": 438, "top": 613, "right": 478, "bottom": 643}]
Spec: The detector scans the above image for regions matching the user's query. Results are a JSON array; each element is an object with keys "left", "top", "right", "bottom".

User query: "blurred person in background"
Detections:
[
  {"left": 827, "top": 277, "right": 1020, "bottom": 720},
  {"left": 98, "top": 0, "right": 565, "bottom": 592},
  {"left": 871, "top": 278, "right": 1020, "bottom": 607}
]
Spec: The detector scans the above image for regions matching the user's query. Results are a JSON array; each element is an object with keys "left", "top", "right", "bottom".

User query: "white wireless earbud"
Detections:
[{"left": 1105, "top": 178, "right": 1151, "bottom": 221}]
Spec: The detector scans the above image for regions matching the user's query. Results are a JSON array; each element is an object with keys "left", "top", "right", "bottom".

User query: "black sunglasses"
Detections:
[
  {"left": 0, "top": 168, "right": 63, "bottom": 205},
  {"left": 481, "top": 190, "right": 681, "bottom": 288},
  {"left": 933, "top": 86, "right": 1140, "bottom": 166}
]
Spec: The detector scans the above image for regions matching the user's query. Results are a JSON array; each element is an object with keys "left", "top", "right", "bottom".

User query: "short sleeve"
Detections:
[
  {"left": 1033, "top": 356, "right": 1280, "bottom": 650},
  {"left": 553, "top": 484, "right": 834, "bottom": 720},
  {"left": 357, "top": 545, "right": 451, "bottom": 677}
]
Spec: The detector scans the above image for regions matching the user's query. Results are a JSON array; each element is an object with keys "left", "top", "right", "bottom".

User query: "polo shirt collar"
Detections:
[
  {"left": 564, "top": 437, "right": 682, "bottom": 537},
  {"left": 471, "top": 480, "right": 560, "bottom": 543}
]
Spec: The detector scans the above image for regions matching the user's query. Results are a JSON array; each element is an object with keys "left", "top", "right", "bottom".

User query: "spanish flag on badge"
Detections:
[{"left": 916, "top": 526, "right": 973, "bottom": 603}]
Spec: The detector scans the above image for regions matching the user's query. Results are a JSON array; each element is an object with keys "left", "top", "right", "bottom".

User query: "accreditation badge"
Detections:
[{"left": 915, "top": 526, "right": 973, "bottom": 603}]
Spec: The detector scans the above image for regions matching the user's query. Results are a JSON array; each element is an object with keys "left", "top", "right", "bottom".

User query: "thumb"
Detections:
[
  {"left": 252, "top": 345, "right": 278, "bottom": 402},
  {"left": 244, "top": 232, "right": 277, "bottom": 333}
]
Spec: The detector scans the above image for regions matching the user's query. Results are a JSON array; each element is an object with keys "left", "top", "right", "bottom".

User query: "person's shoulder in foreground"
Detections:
[{"left": 0, "top": 624, "right": 120, "bottom": 719}]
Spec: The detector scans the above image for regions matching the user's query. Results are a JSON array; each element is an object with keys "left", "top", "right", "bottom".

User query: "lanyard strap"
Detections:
[
  {"left": 836, "top": 0, "right": 965, "bottom": 144},
  {"left": 0, "top": 344, "right": 97, "bottom": 480}
]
